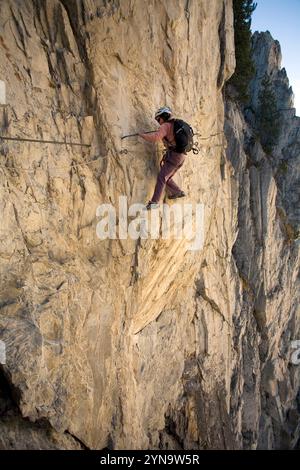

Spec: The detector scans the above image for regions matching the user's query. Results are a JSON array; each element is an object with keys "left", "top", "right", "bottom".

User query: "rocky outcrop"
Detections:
[
  {"left": 225, "top": 31, "right": 300, "bottom": 449},
  {"left": 0, "top": 1, "right": 299, "bottom": 450}
]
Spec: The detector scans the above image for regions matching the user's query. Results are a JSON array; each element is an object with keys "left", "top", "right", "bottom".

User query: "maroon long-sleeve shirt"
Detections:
[{"left": 139, "top": 121, "right": 176, "bottom": 149}]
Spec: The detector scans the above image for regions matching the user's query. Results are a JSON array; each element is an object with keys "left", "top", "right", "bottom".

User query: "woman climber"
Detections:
[{"left": 139, "top": 106, "right": 186, "bottom": 210}]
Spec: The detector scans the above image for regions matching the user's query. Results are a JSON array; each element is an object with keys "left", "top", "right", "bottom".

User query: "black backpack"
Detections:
[{"left": 173, "top": 119, "right": 194, "bottom": 154}]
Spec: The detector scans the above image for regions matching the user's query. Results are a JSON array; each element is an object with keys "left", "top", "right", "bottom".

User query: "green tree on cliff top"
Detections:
[
  {"left": 228, "top": 0, "right": 257, "bottom": 103},
  {"left": 257, "top": 73, "right": 280, "bottom": 153}
]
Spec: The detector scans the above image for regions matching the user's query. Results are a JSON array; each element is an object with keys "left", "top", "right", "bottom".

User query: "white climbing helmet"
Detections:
[{"left": 155, "top": 106, "right": 172, "bottom": 120}]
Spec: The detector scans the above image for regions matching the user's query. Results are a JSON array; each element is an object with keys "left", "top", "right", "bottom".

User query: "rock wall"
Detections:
[
  {"left": 0, "top": 1, "right": 299, "bottom": 450},
  {"left": 226, "top": 31, "right": 300, "bottom": 449}
]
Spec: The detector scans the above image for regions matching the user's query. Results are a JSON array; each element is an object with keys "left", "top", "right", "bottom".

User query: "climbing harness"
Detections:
[{"left": 191, "top": 141, "right": 199, "bottom": 154}]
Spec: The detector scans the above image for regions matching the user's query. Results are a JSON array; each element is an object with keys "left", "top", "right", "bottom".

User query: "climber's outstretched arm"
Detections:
[{"left": 139, "top": 123, "right": 168, "bottom": 143}]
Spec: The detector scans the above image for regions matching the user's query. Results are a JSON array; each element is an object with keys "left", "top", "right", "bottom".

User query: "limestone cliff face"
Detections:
[
  {"left": 225, "top": 31, "right": 300, "bottom": 449},
  {"left": 0, "top": 1, "right": 299, "bottom": 450}
]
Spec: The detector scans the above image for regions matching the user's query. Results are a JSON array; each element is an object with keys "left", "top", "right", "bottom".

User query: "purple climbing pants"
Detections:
[{"left": 151, "top": 150, "right": 186, "bottom": 203}]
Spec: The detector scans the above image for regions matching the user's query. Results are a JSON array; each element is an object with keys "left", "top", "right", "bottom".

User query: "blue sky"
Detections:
[{"left": 251, "top": 0, "right": 300, "bottom": 115}]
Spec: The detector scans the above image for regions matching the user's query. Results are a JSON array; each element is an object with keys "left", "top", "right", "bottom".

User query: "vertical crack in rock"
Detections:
[
  {"left": 217, "top": 1, "right": 226, "bottom": 89},
  {"left": 185, "top": 0, "right": 191, "bottom": 43}
]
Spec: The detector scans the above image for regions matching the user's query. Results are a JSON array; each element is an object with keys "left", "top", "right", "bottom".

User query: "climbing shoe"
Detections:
[
  {"left": 144, "top": 201, "right": 160, "bottom": 210},
  {"left": 168, "top": 191, "right": 186, "bottom": 200}
]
